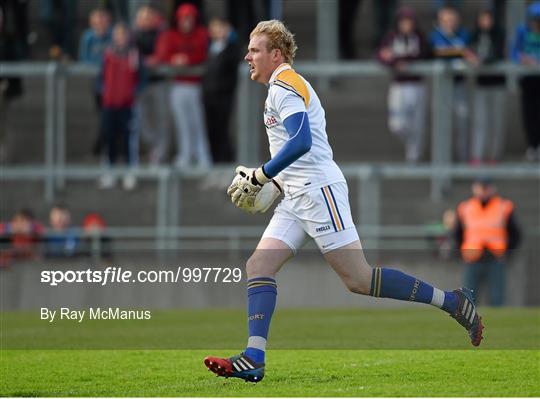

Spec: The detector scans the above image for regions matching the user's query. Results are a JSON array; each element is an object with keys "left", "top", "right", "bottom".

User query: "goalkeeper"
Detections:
[{"left": 205, "top": 20, "right": 484, "bottom": 383}]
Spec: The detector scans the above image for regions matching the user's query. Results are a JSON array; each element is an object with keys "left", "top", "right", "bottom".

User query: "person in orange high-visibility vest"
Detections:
[{"left": 454, "top": 177, "right": 521, "bottom": 306}]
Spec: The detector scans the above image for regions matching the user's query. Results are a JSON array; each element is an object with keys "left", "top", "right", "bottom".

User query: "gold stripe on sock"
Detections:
[{"left": 375, "top": 267, "right": 382, "bottom": 297}]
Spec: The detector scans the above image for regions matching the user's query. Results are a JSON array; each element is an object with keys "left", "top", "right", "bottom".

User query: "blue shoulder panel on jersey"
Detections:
[{"left": 263, "top": 111, "right": 312, "bottom": 178}]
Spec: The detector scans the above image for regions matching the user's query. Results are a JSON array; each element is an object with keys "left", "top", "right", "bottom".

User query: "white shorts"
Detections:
[{"left": 262, "top": 182, "right": 360, "bottom": 254}]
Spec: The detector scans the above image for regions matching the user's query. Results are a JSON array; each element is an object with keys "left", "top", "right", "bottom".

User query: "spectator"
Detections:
[
  {"left": 378, "top": 7, "right": 430, "bottom": 163},
  {"left": 423, "top": 209, "right": 456, "bottom": 260},
  {"left": 226, "top": 0, "right": 255, "bottom": 45},
  {"left": 454, "top": 177, "right": 521, "bottom": 306},
  {"left": 202, "top": 17, "right": 240, "bottom": 163},
  {"left": 81, "top": 213, "right": 112, "bottom": 259},
  {"left": 225, "top": 0, "right": 281, "bottom": 45},
  {"left": 150, "top": 3, "right": 212, "bottom": 168},
  {"left": 79, "top": 7, "right": 113, "bottom": 67},
  {"left": 167, "top": 0, "right": 205, "bottom": 26},
  {"left": 338, "top": 0, "right": 362, "bottom": 59},
  {"left": 0, "top": 0, "right": 27, "bottom": 101},
  {"left": 511, "top": 1, "right": 540, "bottom": 162},
  {"left": 0, "top": 0, "right": 29, "bottom": 62},
  {"left": 45, "top": 204, "right": 79, "bottom": 258},
  {"left": 98, "top": 22, "right": 145, "bottom": 190},
  {"left": 0, "top": 0, "right": 27, "bottom": 163},
  {"left": 79, "top": 7, "right": 113, "bottom": 156},
  {"left": 431, "top": 6, "right": 475, "bottom": 162},
  {"left": 133, "top": 5, "right": 170, "bottom": 166},
  {"left": 39, "top": 0, "right": 78, "bottom": 60},
  {"left": 468, "top": 9, "right": 507, "bottom": 164},
  {"left": 0, "top": 209, "right": 44, "bottom": 266}
]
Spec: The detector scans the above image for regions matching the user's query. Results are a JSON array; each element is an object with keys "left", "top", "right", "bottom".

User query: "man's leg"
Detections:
[
  {"left": 204, "top": 238, "right": 294, "bottom": 381},
  {"left": 488, "top": 258, "right": 505, "bottom": 307},
  {"left": 186, "top": 85, "right": 212, "bottom": 167},
  {"left": 170, "top": 84, "right": 191, "bottom": 167},
  {"left": 324, "top": 240, "right": 483, "bottom": 345},
  {"left": 464, "top": 261, "right": 482, "bottom": 302},
  {"left": 243, "top": 238, "right": 292, "bottom": 362},
  {"left": 324, "top": 240, "right": 457, "bottom": 312}
]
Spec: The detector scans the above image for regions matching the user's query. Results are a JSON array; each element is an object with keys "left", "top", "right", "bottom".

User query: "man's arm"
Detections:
[
  {"left": 506, "top": 211, "right": 522, "bottom": 252},
  {"left": 262, "top": 111, "right": 312, "bottom": 179}
]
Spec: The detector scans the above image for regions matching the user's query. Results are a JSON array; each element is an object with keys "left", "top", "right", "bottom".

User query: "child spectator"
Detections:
[
  {"left": 81, "top": 213, "right": 112, "bottom": 259},
  {"left": 98, "top": 23, "right": 145, "bottom": 190},
  {"left": 150, "top": 3, "right": 212, "bottom": 169},
  {"left": 430, "top": 6, "right": 475, "bottom": 162},
  {"left": 468, "top": 9, "right": 506, "bottom": 164},
  {"left": 79, "top": 7, "right": 113, "bottom": 156},
  {"left": 202, "top": 17, "right": 241, "bottom": 163},
  {"left": 378, "top": 7, "right": 430, "bottom": 163},
  {"left": 45, "top": 204, "right": 79, "bottom": 258},
  {"left": 133, "top": 5, "right": 170, "bottom": 166},
  {"left": 511, "top": 1, "right": 540, "bottom": 162},
  {"left": 0, "top": 209, "right": 44, "bottom": 266}
]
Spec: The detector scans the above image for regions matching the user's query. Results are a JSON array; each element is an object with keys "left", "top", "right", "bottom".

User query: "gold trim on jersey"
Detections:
[{"left": 274, "top": 69, "right": 310, "bottom": 107}]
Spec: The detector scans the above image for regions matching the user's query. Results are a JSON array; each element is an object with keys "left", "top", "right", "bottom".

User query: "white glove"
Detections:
[{"left": 228, "top": 165, "right": 271, "bottom": 209}]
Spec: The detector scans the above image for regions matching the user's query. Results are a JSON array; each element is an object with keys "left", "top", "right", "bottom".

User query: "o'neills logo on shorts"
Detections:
[{"left": 316, "top": 225, "right": 331, "bottom": 233}]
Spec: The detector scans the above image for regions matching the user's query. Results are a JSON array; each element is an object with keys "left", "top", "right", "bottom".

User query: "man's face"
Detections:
[
  {"left": 11, "top": 215, "right": 31, "bottom": 234},
  {"left": 245, "top": 34, "right": 280, "bottom": 84},
  {"left": 472, "top": 183, "right": 495, "bottom": 200},
  {"left": 478, "top": 12, "right": 493, "bottom": 31},
  {"left": 439, "top": 9, "right": 459, "bottom": 33},
  {"left": 50, "top": 208, "right": 70, "bottom": 231},
  {"left": 91, "top": 11, "right": 110, "bottom": 36},
  {"left": 209, "top": 19, "right": 228, "bottom": 41},
  {"left": 135, "top": 7, "right": 156, "bottom": 31},
  {"left": 178, "top": 14, "right": 195, "bottom": 34},
  {"left": 398, "top": 17, "right": 414, "bottom": 34},
  {"left": 113, "top": 26, "right": 129, "bottom": 48}
]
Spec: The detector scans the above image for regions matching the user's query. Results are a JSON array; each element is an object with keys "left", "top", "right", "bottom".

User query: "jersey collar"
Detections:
[{"left": 268, "top": 63, "right": 292, "bottom": 85}]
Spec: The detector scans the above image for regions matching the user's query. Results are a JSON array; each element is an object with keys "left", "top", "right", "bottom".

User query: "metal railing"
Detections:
[
  {"left": 2, "top": 61, "right": 540, "bottom": 201},
  {"left": 2, "top": 163, "right": 539, "bottom": 252},
  {"left": 237, "top": 60, "right": 540, "bottom": 199}
]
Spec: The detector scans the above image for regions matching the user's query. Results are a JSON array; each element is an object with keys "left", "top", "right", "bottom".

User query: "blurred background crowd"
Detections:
[
  {"left": 1, "top": 0, "right": 539, "bottom": 305},
  {"left": 2, "top": 1, "right": 539, "bottom": 173}
]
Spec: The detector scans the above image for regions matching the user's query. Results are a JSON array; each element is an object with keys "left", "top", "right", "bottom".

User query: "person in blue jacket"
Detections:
[{"left": 430, "top": 6, "right": 475, "bottom": 162}]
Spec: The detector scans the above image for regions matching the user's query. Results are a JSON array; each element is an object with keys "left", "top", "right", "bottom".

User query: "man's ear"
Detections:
[{"left": 272, "top": 48, "right": 282, "bottom": 62}]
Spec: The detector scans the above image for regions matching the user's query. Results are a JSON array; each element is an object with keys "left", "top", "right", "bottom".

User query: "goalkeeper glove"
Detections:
[{"left": 228, "top": 165, "right": 271, "bottom": 208}]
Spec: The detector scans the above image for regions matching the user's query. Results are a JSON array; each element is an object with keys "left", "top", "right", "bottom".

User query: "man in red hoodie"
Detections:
[{"left": 150, "top": 3, "right": 212, "bottom": 168}]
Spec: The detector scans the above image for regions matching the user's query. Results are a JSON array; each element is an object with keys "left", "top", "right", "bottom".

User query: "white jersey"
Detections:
[{"left": 264, "top": 63, "right": 345, "bottom": 198}]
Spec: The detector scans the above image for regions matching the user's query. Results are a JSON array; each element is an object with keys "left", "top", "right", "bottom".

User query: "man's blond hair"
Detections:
[{"left": 250, "top": 20, "right": 297, "bottom": 65}]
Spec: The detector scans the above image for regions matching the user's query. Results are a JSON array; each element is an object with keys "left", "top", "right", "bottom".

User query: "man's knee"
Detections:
[
  {"left": 246, "top": 254, "right": 276, "bottom": 279},
  {"left": 338, "top": 265, "right": 373, "bottom": 295},
  {"left": 343, "top": 275, "right": 371, "bottom": 295}
]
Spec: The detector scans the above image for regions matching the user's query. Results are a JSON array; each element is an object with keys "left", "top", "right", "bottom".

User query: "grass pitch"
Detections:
[
  {"left": 1, "top": 308, "right": 539, "bottom": 397},
  {"left": 2, "top": 349, "right": 538, "bottom": 397}
]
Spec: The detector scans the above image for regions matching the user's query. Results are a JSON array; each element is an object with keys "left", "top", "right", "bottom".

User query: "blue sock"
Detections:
[
  {"left": 244, "top": 277, "right": 277, "bottom": 364},
  {"left": 370, "top": 267, "right": 458, "bottom": 314}
]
